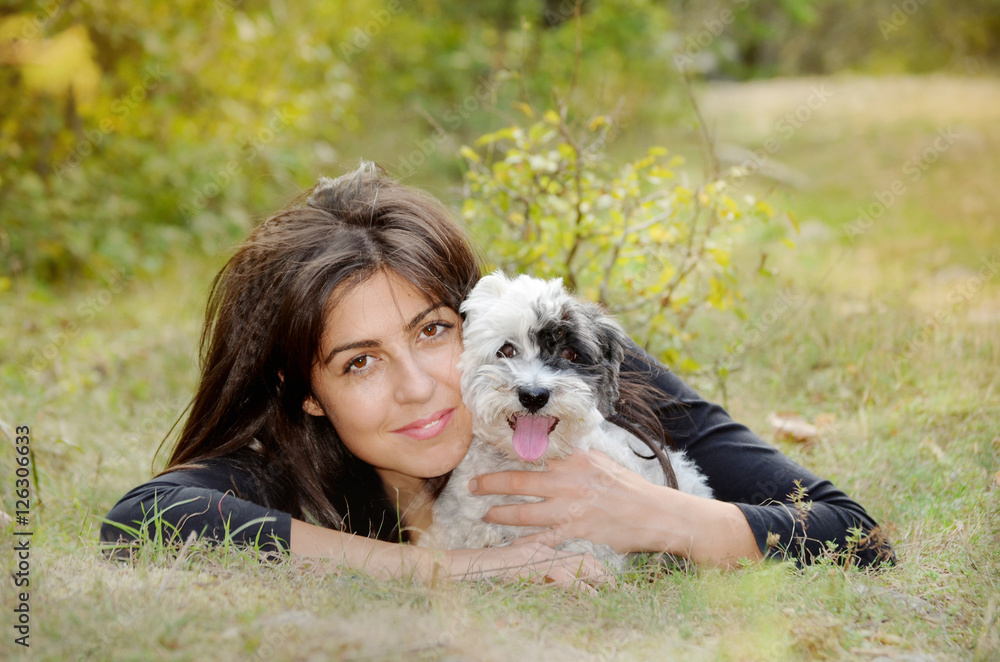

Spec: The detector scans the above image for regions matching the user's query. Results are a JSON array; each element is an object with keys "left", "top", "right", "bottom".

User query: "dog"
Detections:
[{"left": 420, "top": 271, "right": 713, "bottom": 569}]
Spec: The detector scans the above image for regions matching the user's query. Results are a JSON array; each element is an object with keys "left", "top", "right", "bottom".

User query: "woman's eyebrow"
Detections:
[
  {"left": 403, "top": 302, "right": 448, "bottom": 333},
  {"left": 324, "top": 339, "right": 380, "bottom": 366},
  {"left": 323, "top": 302, "right": 449, "bottom": 365}
]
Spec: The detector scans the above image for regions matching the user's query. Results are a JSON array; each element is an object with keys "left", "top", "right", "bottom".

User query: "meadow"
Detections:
[{"left": 1, "top": 74, "right": 998, "bottom": 660}]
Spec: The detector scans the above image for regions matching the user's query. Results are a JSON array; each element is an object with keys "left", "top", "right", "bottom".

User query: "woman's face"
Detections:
[{"left": 303, "top": 270, "right": 472, "bottom": 496}]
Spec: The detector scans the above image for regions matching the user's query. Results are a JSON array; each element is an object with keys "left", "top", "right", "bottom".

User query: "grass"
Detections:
[{"left": 2, "top": 74, "right": 999, "bottom": 660}]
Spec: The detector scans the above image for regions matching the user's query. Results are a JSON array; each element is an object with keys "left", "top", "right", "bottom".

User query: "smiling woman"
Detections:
[
  {"left": 100, "top": 162, "right": 608, "bottom": 584},
  {"left": 101, "top": 161, "right": 894, "bottom": 585},
  {"left": 301, "top": 271, "right": 473, "bottom": 527}
]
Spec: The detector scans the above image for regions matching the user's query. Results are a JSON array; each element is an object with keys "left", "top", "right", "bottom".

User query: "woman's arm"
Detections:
[
  {"left": 629, "top": 351, "right": 894, "bottom": 566},
  {"left": 100, "top": 465, "right": 292, "bottom": 553},
  {"left": 102, "top": 461, "right": 605, "bottom": 587},
  {"left": 289, "top": 518, "right": 606, "bottom": 587},
  {"left": 470, "top": 450, "right": 761, "bottom": 568},
  {"left": 471, "top": 349, "right": 895, "bottom": 568}
]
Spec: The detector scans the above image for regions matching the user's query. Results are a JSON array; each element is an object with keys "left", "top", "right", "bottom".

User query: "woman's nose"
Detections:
[{"left": 393, "top": 351, "right": 436, "bottom": 403}]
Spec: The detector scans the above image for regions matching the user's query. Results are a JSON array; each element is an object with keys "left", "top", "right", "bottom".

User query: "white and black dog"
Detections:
[{"left": 421, "top": 271, "right": 712, "bottom": 568}]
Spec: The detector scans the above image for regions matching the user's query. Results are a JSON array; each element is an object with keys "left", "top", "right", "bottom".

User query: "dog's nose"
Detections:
[{"left": 517, "top": 386, "right": 550, "bottom": 413}]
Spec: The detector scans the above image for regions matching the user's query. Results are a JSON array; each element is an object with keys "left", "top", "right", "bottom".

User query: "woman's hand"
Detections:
[
  {"left": 468, "top": 449, "right": 763, "bottom": 568},
  {"left": 289, "top": 518, "right": 607, "bottom": 593},
  {"left": 432, "top": 539, "right": 609, "bottom": 594}
]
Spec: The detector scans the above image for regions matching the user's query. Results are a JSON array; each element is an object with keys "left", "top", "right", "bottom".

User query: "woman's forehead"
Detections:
[{"left": 322, "top": 271, "right": 454, "bottom": 340}]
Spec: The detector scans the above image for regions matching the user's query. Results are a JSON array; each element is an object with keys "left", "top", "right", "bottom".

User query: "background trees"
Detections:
[{"left": 2, "top": 0, "right": 996, "bottom": 283}]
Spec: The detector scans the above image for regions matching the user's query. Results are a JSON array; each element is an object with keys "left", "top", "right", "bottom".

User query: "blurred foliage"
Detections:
[
  {"left": 1, "top": 0, "right": 357, "bottom": 282},
  {"left": 461, "top": 101, "right": 779, "bottom": 371},
  {"left": 665, "top": 0, "right": 1000, "bottom": 77},
  {"left": 1, "top": 0, "right": 996, "bottom": 284}
]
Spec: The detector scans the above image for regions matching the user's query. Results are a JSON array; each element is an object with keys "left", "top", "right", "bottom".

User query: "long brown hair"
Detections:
[
  {"left": 163, "top": 161, "right": 678, "bottom": 543},
  {"left": 163, "top": 162, "right": 480, "bottom": 541}
]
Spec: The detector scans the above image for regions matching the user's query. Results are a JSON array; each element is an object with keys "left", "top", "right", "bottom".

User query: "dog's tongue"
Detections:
[{"left": 511, "top": 415, "right": 555, "bottom": 461}]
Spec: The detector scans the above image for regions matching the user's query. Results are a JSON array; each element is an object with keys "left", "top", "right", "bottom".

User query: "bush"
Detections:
[
  {"left": 0, "top": 1, "right": 355, "bottom": 284},
  {"left": 461, "top": 101, "right": 781, "bottom": 373}
]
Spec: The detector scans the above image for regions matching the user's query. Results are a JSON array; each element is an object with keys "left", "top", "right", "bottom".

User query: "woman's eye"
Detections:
[
  {"left": 420, "top": 322, "right": 452, "bottom": 339},
  {"left": 347, "top": 355, "right": 369, "bottom": 372},
  {"left": 560, "top": 348, "right": 578, "bottom": 362},
  {"left": 496, "top": 343, "right": 517, "bottom": 359}
]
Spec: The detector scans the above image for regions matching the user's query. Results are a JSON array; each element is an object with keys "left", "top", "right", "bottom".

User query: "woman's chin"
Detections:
[{"left": 424, "top": 442, "right": 472, "bottom": 478}]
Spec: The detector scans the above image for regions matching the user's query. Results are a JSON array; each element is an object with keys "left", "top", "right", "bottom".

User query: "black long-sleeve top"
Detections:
[{"left": 100, "top": 354, "right": 895, "bottom": 567}]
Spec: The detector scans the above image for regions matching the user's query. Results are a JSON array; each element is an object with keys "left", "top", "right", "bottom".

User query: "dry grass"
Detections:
[{"left": 2, "top": 74, "right": 999, "bottom": 660}]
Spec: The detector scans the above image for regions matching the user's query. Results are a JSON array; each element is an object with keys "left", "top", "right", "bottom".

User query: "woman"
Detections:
[{"left": 101, "top": 162, "right": 894, "bottom": 583}]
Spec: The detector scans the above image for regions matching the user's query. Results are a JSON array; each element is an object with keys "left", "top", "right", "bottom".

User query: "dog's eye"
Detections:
[
  {"left": 560, "top": 348, "right": 577, "bottom": 362},
  {"left": 496, "top": 343, "right": 517, "bottom": 359}
]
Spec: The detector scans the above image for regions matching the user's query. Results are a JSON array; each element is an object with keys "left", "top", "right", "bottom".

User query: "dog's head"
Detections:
[{"left": 459, "top": 271, "right": 631, "bottom": 463}]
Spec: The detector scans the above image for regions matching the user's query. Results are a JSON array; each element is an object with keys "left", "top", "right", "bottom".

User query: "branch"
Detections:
[
  {"left": 553, "top": 101, "right": 586, "bottom": 292},
  {"left": 680, "top": 69, "right": 720, "bottom": 180},
  {"left": 599, "top": 198, "right": 638, "bottom": 306}
]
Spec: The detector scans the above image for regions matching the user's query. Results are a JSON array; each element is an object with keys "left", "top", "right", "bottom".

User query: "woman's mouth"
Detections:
[{"left": 392, "top": 408, "right": 455, "bottom": 440}]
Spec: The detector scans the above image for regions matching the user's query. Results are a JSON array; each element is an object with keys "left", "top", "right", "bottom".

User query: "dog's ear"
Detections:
[
  {"left": 583, "top": 304, "right": 631, "bottom": 416},
  {"left": 587, "top": 305, "right": 628, "bottom": 367},
  {"left": 461, "top": 270, "right": 509, "bottom": 319}
]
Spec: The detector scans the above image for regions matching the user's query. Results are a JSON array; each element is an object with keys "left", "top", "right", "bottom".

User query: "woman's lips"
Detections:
[{"left": 392, "top": 408, "right": 455, "bottom": 440}]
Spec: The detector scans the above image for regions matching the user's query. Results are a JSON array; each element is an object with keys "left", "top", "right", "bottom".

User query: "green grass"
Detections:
[{"left": 2, "top": 75, "right": 999, "bottom": 660}]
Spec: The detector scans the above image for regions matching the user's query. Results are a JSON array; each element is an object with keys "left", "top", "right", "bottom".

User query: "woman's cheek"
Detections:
[{"left": 444, "top": 340, "right": 465, "bottom": 380}]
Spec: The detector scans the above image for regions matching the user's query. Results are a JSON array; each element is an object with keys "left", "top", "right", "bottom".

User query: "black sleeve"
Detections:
[
  {"left": 100, "top": 455, "right": 293, "bottom": 555},
  {"left": 622, "top": 351, "right": 895, "bottom": 567}
]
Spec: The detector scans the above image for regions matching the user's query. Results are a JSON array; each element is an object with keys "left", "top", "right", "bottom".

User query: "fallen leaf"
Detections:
[
  {"left": 876, "top": 633, "right": 904, "bottom": 646},
  {"left": 814, "top": 413, "right": 837, "bottom": 430},
  {"left": 919, "top": 437, "right": 947, "bottom": 461},
  {"left": 767, "top": 412, "right": 820, "bottom": 443}
]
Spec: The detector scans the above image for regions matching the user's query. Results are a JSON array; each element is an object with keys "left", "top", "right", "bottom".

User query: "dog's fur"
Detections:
[{"left": 421, "top": 272, "right": 712, "bottom": 568}]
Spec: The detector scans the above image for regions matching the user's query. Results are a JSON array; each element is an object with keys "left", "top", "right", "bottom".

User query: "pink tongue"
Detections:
[{"left": 511, "top": 415, "right": 555, "bottom": 461}]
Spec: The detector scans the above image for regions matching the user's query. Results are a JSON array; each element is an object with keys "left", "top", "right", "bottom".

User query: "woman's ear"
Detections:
[{"left": 302, "top": 394, "right": 325, "bottom": 417}]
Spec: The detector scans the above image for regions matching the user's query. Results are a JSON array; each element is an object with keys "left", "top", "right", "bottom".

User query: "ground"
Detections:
[{"left": 1, "top": 75, "right": 997, "bottom": 661}]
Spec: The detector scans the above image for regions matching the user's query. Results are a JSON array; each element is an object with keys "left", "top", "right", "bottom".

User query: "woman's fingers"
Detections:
[
  {"left": 514, "top": 528, "right": 567, "bottom": 549},
  {"left": 508, "top": 540, "right": 612, "bottom": 592},
  {"left": 509, "top": 535, "right": 619, "bottom": 591},
  {"left": 442, "top": 541, "right": 608, "bottom": 593},
  {"left": 469, "top": 449, "right": 614, "bottom": 498},
  {"left": 469, "top": 469, "right": 555, "bottom": 498},
  {"left": 475, "top": 449, "right": 632, "bottom": 534},
  {"left": 481, "top": 499, "right": 567, "bottom": 528},
  {"left": 541, "top": 568, "right": 599, "bottom": 596}
]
